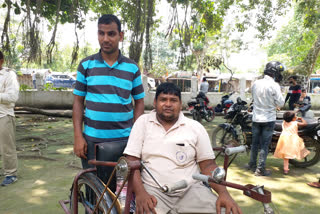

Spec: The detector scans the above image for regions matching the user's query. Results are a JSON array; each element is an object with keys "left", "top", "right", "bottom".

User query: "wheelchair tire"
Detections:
[{"left": 70, "top": 172, "right": 118, "bottom": 214}]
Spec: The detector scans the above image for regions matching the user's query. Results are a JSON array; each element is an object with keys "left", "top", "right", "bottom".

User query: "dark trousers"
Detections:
[
  {"left": 249, "top": 121, "right": 275, "bottom": 170},
  {"left": 289, "top": 101, "right": 296, "bottom": 110}
]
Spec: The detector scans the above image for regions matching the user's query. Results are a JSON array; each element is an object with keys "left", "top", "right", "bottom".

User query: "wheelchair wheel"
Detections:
[{"left": 70, "top": 172, "right": 118, "bottom": 214}]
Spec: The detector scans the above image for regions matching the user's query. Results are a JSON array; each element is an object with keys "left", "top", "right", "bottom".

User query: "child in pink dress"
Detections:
[{"left": 274, "top": 111, "right": 310, "bottom": 174}]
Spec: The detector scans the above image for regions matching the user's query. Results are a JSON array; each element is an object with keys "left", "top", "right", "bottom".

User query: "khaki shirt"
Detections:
[
  {"left": 0, "top": 67, "right": 19, "bottom": 118},
  {"left": 124, "top": 110, "right": 214, "bottom": 190}
]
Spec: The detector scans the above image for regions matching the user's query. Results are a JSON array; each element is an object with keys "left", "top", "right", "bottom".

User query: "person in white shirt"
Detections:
[
  {"left": 200, "top": 77, "right": 209, "bottom": 94},
  {"left": 124, "top": 82, "right": 242, "bottom": 214},
  {"left": 246, "top": 61, "right": 285, "bottom": 176},
  {"left": 0, "top": 50, "right": 19, "bottom": 186},
  {"left": 32, "top": 71, "right": 36, "bottom": 89}
]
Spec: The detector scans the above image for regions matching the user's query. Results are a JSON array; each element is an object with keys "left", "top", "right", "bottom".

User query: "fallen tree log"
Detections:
[{"left": 14, "top": 107, "right": 72, "bottom": 118}]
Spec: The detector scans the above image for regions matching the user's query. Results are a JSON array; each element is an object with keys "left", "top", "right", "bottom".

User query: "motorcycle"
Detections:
[
  {"left": 187, "top": 92, "right": 215, "bottom": 123},
  {"left": 214, "top": 92, "right": 234, "bottom": 114},
  {"left": 211, "top": 97, "right": 320, "bottom": 168}
]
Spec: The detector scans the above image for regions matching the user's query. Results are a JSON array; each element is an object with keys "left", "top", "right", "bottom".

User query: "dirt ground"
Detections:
[{"left": 0, "top": 114, "right": 319, "bottom": 214}]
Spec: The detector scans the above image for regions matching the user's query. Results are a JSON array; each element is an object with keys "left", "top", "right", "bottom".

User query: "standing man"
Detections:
[
  {"left": 284, "top": 75, "right": 301, "bottom": 110},
  {"left": 72, "top": 14, "right": 145, "bottom": 191},
  {"left": 200, "top": 77, "right": 209, "bottom": 94},
  {"left": 0, "top": 50, "right": 19, "bottom": 186},
  {"left": 124, "top": 82, "right": 242, "bottom": 214},
  {"left": 246, "top": 61, "right": 285, "bottom": 176},
  {"left": 32, "top": 71, "right": 36, "bottom": 89}
]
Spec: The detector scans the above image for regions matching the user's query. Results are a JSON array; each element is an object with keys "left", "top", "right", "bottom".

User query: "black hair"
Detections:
[
  {"left": 289, "top": 75, "right": 297, "bottom": 81},
  {"left": 98, "top": 14, "right": 121, "bottom": 32},
  {"left": 283, "top": 111, "right": 295, "bottom": 122},
  {"left": 0, "top": 50, "right": 3, "bottom": 60},
  {"left": 302, "top": 88, "right": 306, "bottom": 93},
  {"left": 203, "top": 77, "right": 207, "bottom": 81},
  {"left": 155, "top": 82, "right": 181, "bottom": 100}
]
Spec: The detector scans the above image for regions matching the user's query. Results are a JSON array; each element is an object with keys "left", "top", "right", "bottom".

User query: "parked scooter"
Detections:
[
  {"left": 187, "top": 92, "right": 215, "bottom": 123},
  {"left": 214, "top": 92, "right": 234, "bottom": 114},
  {"left": 211, "top": 97, "right": 320, "bottom": 168}
]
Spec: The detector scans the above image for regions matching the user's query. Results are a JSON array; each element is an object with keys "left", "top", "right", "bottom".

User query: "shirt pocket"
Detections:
[{"left": 172, "top": 143, "right": 196, "bottom": 167}]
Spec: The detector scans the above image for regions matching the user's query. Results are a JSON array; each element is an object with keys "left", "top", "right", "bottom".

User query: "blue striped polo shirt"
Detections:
[{"left": 73, "top": 51, "right": 145, "bottom": 142}]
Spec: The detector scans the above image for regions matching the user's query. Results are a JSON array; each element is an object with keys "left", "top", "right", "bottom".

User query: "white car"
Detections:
[{"left": 45, "top": 73, "right": 76, "bottom": 88}]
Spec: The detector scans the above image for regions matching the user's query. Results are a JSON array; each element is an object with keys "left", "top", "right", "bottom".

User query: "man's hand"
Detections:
[
  {"left": 135, "top": 190, "right": 157, "bottom": 214},
  {"left": 216, "top": 191, "right": 242, "bottom": 214},
  {"left": 73, "top": 135, "right": 87, "bottom": 159}
]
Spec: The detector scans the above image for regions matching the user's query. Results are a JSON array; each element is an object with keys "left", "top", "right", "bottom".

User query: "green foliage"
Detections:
[
  {"left": 43, "top": 83, "right": 68, "bottom": 91},
  {"left": 236, "top": 0, "right": 292, "bottom": 40},
  {"left": 296, "top": 0, "right": 320, "bottom": 29},
  {"left": 267, "top": 9, "right": 320, "bottom": 73},
  {"left": 149, "top": 61, "right": 171, "bottom": 78},
  {"left": 19, "top": 84, "right": 32, "bottom": 91},
  {"left": 2, "top": 0, "right": 320, "bottom": 77},
  {"left": 17, "top": 0, "right": 91, "bottom": 28},
  {"left": 16, "top": 70, "right": 23, "bottom": 76},
  {"left": 43, "top": 83, "right": 54, "bottom": 91}
]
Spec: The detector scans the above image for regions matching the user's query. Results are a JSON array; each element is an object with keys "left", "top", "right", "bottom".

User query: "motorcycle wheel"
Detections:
[
  {"left": 205, "top": 109, "right": 215, "bottom": 122},
  {"left": 211, "top": 126, "right": 240, "bottom": 148},
  {"left": 192, "top": 110, "right": 202, "bottom": 122},
  {"left": 289, "top": 138, "right": 320, "bottom": 168}
]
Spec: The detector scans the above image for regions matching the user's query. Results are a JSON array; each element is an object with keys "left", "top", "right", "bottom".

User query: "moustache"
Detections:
[{"left": 102, "top": 42, "right": 112, "bottom": 46}]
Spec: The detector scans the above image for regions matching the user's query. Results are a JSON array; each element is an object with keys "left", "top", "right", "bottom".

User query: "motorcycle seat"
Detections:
[
  {"left": 274, "top": 123, "right": 282, "bottom": 131},
  {"left": 301, "top": 121, "right": 318, "bottom": 130},
  {"left": 274, "top": 120, "right": 283, "bottom": 131},
  {"left": 274, "top": 120, "right": 318, "bottom": 132}
]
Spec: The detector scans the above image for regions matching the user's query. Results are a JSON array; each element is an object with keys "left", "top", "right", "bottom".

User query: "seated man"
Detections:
[
  {"left": 295, "top": 89, "right": 314, "bottom": 120},
  {"left": 124, "top": 82, "right": 242, "bottom": 214}
]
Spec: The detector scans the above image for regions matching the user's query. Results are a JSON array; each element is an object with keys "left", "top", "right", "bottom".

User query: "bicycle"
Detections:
[
  {"left": 60, "top": 145, "right": 275, "bottom": 214},
  {"left": 194, "top": 145, "right": 275, "bottom": 214}
]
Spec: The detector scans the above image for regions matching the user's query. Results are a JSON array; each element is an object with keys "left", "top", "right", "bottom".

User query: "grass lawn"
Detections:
[{"left": 0, "top": 113, "right": 319, "bottom": 214}]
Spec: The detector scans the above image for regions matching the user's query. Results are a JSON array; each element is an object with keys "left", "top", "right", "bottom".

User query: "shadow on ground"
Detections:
[{"left": 0, "top": 114, "right": 319, "bottom": 214}]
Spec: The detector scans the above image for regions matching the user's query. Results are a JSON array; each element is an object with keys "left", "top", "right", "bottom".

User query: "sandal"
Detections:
[
  {"left": 307, "top": 182, "right": 320, "bottom": 188},
  {"left": 283, "top": 170, "right": 289, "bottom": 175}
]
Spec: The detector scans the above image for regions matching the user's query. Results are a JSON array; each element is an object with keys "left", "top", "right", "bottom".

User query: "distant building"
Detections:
[{"left": 205, "top": 73, "right": 260, "bottom": 92}]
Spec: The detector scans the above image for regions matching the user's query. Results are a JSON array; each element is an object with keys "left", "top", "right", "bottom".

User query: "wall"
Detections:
[
  {"left": 16, "top": 76, "right": 320, "bottom": 109},
  {"left": 17, "top": 90, "right": 74, "bottom": 109}
]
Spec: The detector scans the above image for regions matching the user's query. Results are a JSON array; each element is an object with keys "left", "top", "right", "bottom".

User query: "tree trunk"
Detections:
[
  {"left": 294, "top": 33, "right": 320, "bottom": 76},
  {"left": 46, "top": 0, "right": 62, "bottom": 64},
  {"left": 129, "top": 0, "right": 145, "bottom": 63},
  {"left": 143, "top": 0, "right": 154, "bottom": 71},
  {"left": 1, "top": 0, "right": 12, "bottom": 53},
  {"left": 15, "top": 107, "right": 72, "bottom": 118}
]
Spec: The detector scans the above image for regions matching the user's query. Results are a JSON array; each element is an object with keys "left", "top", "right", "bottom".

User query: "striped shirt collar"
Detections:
[{"left": 95, "top": 49, "right": 125, "bottom": 64}]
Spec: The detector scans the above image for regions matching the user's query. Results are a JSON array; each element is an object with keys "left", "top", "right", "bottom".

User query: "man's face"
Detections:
[
  {"left": 289, "top": 77, "right": 296, "bottom": 84},
  {"left": 98, "top": 22, "right": 123, "bottom": 55},
  {"left": 154, "top": 93, "right": 182, "bottom": 122}
]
